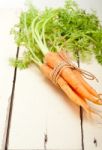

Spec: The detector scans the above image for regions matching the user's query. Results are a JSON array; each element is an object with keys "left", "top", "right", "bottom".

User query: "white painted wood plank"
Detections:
[
  {"left": 8, "top": 64, "right": 81, "bottom": 149},
  {"left": 45, "top": 90, "right": 81, "bottom": 149},
  {"left": 8, "top": 66, "right": 46, "bottom": 149},
  {"left": 0, "top": 9, "right": 20, "bottom": 148},
  {"left": 81, "top": 60, "right": 102, "bottom": 150}
]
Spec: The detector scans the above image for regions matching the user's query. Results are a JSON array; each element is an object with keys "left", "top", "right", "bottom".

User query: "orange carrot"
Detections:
[
  {"left": 58, "top": 51, "right": 98, "bottom": 97},
  {"left": 41, "top": 64, "right": 92, "bottom": 114},
  {"left": 73, "top": 69, "right": 98, "bottom": 97},
  {"left": 44, "top": 52, "right": 102, "bottom": 105}
]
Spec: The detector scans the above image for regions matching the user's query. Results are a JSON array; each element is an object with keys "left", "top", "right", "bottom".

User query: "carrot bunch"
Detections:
[
  {"left": 10, "top": 1, "right": 102, "bottom": 118},
  {"left": 41, "top": 51, "right": 102, "bottom": 115}
]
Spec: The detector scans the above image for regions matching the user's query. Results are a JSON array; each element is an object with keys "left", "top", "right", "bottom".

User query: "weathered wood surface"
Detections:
[{"left": 0, "top": 0, "right": 102, "bottom": 150}]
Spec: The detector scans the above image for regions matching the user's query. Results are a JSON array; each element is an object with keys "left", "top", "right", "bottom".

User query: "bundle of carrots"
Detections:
[
  {"left": 10, "top": 0, "right": 102, "bottom": 117},
  {"left": 41, "top": 51, "right": 102, "bottom": 115}
]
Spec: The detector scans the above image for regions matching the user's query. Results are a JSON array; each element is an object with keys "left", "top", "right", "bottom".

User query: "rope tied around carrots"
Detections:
[{"left": 50, "top": 51, "right": 98, "bottom": 85}]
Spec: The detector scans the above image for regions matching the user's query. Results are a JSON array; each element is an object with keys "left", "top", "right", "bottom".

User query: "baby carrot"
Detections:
[{"left": 73, "top": 70, "right": 98, "bottom": 97}]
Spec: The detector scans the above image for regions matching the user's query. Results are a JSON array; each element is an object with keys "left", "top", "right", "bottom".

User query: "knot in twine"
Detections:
[{"left": 50, "top": 51, "right": 98, "bottom": 85}]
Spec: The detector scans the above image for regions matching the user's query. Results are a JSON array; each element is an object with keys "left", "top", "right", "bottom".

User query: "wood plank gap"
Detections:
[
  {"left": 80, "top": 107, "right": 84, "bottom": 150},
  {"left": 2, "top": 46, "right": 20, "bottom": 150},
  {"left": 76, "top": 51, "right": 84, "bottom": 150}
]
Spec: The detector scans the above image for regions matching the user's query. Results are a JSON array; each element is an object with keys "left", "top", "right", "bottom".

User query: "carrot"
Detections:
[
  {"left": 41, "top": 64, "right": 92, "bottom": 114},
  {"left": 73, "top": 69, "right": 98, "bottom": 97},
  {"left": 58, "top": 51, "right": 98, "bottom": 97},
  {"left": 44, "top": 52, "right": 102, "bottom": 105}
]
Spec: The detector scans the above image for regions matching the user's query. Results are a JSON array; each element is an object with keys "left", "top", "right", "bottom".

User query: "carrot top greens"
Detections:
[{"left": 10, "top": 0, "right": 102, "bottom": 69}]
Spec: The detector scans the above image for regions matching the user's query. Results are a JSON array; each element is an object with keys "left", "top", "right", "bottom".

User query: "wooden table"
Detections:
[{"left": 0, "top": 1, "right": 102, "bottom": 149}]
